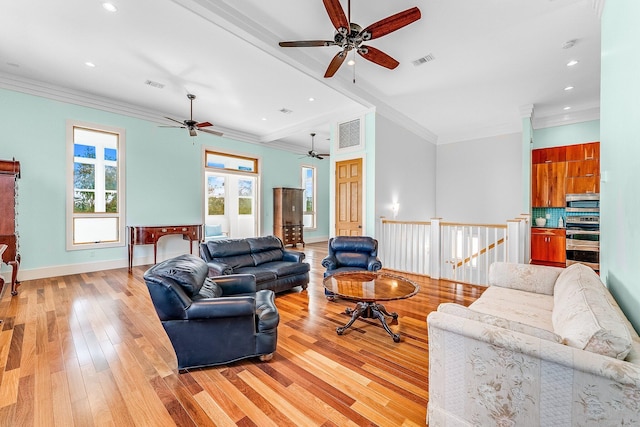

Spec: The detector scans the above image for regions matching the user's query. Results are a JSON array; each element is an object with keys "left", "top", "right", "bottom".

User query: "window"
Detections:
[
  {"left": 302, "top": 165, "right": 316, "bottom": 229},
  {"left": 67, "top": 122, "right": 125, "bottom": 250}
]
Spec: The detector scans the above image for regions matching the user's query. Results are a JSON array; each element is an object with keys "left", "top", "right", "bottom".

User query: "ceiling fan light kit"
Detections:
[
  {"left": 305, "top": 132, "right": 330, "bottom": 160},
  {"left": 160, "top": 93, "right": 223, "bottom": 137},
  {"left": 279, "top": 0, "right": 420, "bottom": 79}
]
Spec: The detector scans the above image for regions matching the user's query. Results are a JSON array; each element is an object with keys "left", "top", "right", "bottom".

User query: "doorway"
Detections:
[
  {"left": 204, "top": 171, "right": 257, "bottom": 238},
  {"left": 335, "top": 157, "right": 363, "bottom": 236}
]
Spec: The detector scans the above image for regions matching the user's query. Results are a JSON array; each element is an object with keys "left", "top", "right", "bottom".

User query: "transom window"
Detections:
[{"left": 66, "top": 122, "right": 125, "bottom": 249}]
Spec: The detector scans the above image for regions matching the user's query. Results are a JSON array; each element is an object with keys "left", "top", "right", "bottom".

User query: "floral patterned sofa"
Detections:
[{"left": 427, "top": 262, "right": 640, "bottom": 426}]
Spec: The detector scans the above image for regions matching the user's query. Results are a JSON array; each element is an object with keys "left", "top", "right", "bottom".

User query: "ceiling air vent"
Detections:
[
  {"left": 144, "top": 79, "right": 165, "bottom": 89},
  {"left": 338, "top": 118, "right": 361, "bottom": 149},
  {"left": 279, "top": 107, "right": 293, "bottom": 114},
  {"left": 412, "top": 53, "right": 435, "bottom": 67}
]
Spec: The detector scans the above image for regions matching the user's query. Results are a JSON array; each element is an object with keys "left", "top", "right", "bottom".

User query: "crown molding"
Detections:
[
  {"left": 519, "top": 104, "right": 535, "bottom": 118},
  {"left": 533, "top": 107, "right": 600, "bottom": 129},
  {"left": 592, "top": 0, "right": 606, "bottom": 19},
  {"left": 436, "top": 121, "right": 522, "bottom": 145},
  {"left": 0, "top": 71, "right": 271, "bottom": 145}
]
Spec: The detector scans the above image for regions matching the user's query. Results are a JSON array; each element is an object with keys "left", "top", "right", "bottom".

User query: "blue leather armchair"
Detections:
[
  {"left": 143, "top": 254, "right": 279, "bottom": 370},
  {"left": 321, "top": 236, "right": 383, "bottom": 299}
]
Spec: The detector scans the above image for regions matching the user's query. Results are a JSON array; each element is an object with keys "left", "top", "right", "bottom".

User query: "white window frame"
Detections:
[
  {"left": 66, "top": 120, "right": 126, "bottom": 250},
  {"left": 301, "top": 165, "right": 317, "bottom": 230}
]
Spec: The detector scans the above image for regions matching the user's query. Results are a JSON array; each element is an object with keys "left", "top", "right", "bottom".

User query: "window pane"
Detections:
[
  {"left": 238, "top": 198, "right": 252, "bottom": 215},
  {"left": 238, "top": 179, "right": 253, "bottom": 196},
  {"left": 74, "top": 144, "right": 96, "bottom": 159},
  {"left": 74, "top": 163, "right": 95, "bottom": 189},
  {"left": 207, "top": 176, "right": 225, "bottom": 215},
  {"left": 105, "top": 165, "right": 117, "bottom": 191},
  {"left": 205, "top": 152, "right": 256, "bottom": 172},
  {"left": 303, "top": 213, "right": 313, "bottom": 228},
  {"left": 105, "top": 192, "right": 117, "bottom": 213},
  {"left": 104, "top": 147, "right": 117, "bottom": 161},
  {"left": 74, "top": 191, "right": 95, "bottom": 213},
  {"left": 74, "top": 217, "right": 118, "bottom": 244}
]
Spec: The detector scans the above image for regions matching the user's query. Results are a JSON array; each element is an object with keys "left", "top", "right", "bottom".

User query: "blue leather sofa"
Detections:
[
  {"left": 143, "top": 254, "right": 279, "bottom": 370},
  {"left": 199, "top": 235, "right": 310, "bottom": 293}
]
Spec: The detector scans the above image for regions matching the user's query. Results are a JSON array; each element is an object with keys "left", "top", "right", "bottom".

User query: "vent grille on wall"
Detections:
[{"left": 338, "top": 118, "right": 361, "bottom": 149}]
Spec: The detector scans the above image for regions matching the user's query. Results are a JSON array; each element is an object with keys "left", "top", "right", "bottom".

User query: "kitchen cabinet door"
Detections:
[
  {"left": 566, "top": 142, "right": 599, "bottom": 161},
  {"left": 531, "top": 229, "right": 566, "bottom": 267},
  {"left": 532, "top": 162, "right": 566, "bottom": 207}
]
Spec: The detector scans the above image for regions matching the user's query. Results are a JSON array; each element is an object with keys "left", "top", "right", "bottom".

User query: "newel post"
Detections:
[
  {"left": 506, "top": 220, "right": 521, "bottom": 263},
  {"left": 430, "top": 218, "right": 441, "bottom": 279}
]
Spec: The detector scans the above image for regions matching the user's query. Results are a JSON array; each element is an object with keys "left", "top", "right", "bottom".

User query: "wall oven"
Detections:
[{"left": 565, "top": 194, "right": 599, "bottom": 271}]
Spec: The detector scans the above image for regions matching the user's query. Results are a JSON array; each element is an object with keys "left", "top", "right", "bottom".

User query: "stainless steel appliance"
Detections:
[{"left": 565, "top": 194, "right": 599, "bottom": 271}]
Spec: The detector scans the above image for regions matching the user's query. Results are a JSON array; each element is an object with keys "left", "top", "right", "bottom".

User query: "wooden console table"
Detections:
[
  {"left": 1, "top": 159, "right": 21, "bottom": 296},
  {"left": 128, "top": 224, "right": 202, "bottom": 272}
]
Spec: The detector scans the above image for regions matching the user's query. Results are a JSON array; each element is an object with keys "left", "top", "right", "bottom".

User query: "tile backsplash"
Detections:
[{"left": 532, "top": 207, "right": 565, "bottom": 228}]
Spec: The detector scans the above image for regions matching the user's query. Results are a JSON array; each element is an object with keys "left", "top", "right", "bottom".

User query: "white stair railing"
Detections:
[{"left": 377, "top": 216, "right": 529, "bottom": 286}]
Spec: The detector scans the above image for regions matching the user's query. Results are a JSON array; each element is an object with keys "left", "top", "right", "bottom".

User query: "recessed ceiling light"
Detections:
[
  {"left": 347, "top": 59, "right": 355, "bottom": 66},
  {"left": 308, "top": 97, "right": 315, "bottom": 102},
  {"left": 261, "top": 117, "right": 267, "bottom": 121},
  {"left": 563, "top": 106, "right": 571, "bottom": 110},
  {"left": 102, "top": 2, "right": 117, "bottom": 12},
  {"left": 84, "top": 62, "right": 96, "bottom": 68},
  {"left": 566, "top": 60, "right": 579, "bottom": 67},
  {"left": 564, "top": 86, "right": 574, "bottom": 91}
]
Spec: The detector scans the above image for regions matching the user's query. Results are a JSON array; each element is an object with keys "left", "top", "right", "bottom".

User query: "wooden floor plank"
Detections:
[{"left": 0, "top": 241, "right": 485, "bottom": 426}]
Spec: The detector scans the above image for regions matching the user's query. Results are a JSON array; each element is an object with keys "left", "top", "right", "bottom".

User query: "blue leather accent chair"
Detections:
[
  {"left": 321, "top": 236, "right": 383, "bottom": 299},
  {"left": 143, "top": 254, "right": 279, "bottom": 370}
]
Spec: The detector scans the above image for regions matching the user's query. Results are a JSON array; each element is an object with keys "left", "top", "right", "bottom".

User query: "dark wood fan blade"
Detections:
[
  {"left": 323, "top": 0, "right": 348, "bottom": 32},
  {"left": 318, "top": 153, "right": 330, "bottom": 157},
  {"left": 358, "top": 46, "right": 399, "bottom": 69},
  {"left": 199, "top": 128, "right": 224, "bottom": 137},
  {"left": 196, "top": 122, "right": 213, "bottom": 128},
  {"left": 279, "top": 40, "right": 336, "bottom": 47},
  {"left": 361, "top": 7, "right": 421, "bottom": 41},
  {"left": 325, "top": 50, "right": 348, "bottom": 78},
  {"left": 164, "top": 116, "right": 186, "bottom": 126}
]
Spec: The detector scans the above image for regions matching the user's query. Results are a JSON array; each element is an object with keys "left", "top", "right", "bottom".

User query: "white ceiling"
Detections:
[{"left": 0, "top": 0, "right": 601, "bottom": 153}]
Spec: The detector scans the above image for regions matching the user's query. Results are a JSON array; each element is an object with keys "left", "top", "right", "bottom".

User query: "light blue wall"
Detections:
[
  {"left": 532, "top": 120, "right": 600, "bottom": 149},
  {"left": 601, "top": 1, "right": 640, "bottom": 333},
  {"left": 0, "top": 88, "right": 329, "bottom": 276}
]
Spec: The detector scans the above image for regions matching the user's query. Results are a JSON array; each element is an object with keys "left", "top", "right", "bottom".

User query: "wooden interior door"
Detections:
[{"left": 335, "top": 158, "right": 363, "bottom": 236}]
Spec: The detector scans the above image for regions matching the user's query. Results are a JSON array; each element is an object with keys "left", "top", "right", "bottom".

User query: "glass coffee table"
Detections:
[{"left": 323, "top": 271, "right": 419, "bottom": 342}]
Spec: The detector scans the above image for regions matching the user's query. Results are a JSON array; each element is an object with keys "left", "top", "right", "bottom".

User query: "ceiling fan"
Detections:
[
  {"left": 160, "top": 94, "right": 223, "bottom": 137},
  {"left": 305, "top": 133, "right": 329, "bottom": 159},
  {"left": 279, "top": 0, "right": 421, "bottom": 78}
]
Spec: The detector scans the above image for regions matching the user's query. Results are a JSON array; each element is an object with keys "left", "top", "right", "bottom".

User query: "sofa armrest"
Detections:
[
  {"left": 427, "top": 310, "right": 640, "bottom": 426},
  {"left": 205, "top": 261, "right": 233, "bottom": 276},
  {"left": 212, "top": 274, "right": 257, "bottom": 295},
  {"left": 255, "top": 290, "right": 279, "bottom": 332},
  {"left": 321, "top": 255, "right": 337, "bottom": 270},
  {"left": 488, "top": 262, "right": 564, "bottom": 295},
  {"left": 367, "top": 256, "right": 382, "bottom": 271},
  {"left": 185, "top": 296, "right": 255, "bottom": 319},
  {"left": 283, "top": 249, "right": 305, "bottom": 263}
]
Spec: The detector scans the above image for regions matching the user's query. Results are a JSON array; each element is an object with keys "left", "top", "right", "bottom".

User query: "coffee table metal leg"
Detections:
[
  {"left": 336, "top": 302, "right": 367, "bottom": 335},
  {"left": 371, "top": 305, "right": 401, "bottom": 342}
]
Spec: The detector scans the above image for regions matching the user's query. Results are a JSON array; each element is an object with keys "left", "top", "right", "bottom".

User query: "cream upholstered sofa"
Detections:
[{"left": 427, "top": 262, "right": 640, "bottom": 426}]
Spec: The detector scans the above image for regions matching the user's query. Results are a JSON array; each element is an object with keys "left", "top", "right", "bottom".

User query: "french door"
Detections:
[{"left": 204, "top": 171, "right": 257, "bottom": 238}]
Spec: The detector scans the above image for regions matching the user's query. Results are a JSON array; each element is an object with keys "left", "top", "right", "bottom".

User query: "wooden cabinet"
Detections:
[
  {"left": 273, "top": 187, "right": 304, "bottom": 247},
  {"left": 566, "top": 142, "right": 600, "bottom": 194},
  {"left": 566, "top": 142, "right": 599, "bottom": 161},
  {"left": 532, "top": 160, "right": 566, "bottom": 207},
  {"left": 0, "top": 159, "right": 21, "bottom": 296},
  {"left": 531, "top": 228, "right": 566, "bottom": 267}
]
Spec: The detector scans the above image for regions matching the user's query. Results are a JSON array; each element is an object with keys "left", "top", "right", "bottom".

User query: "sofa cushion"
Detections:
[
  {"left": 151, "top": 253, "right": 208, "bottom": 297},
  {"left": 247, "top": 236, "right": 283, "bottom": 253},
  {"left": 234, "top": 267, "right": 278, "bottom": 284},
  {"left": 470, "top": 285, "right": 554, "bottom": 331},
  {"left": 552, "top": 263, "right": 632, "bottom": 359},
  {"left": 258, "top": 260, "right": 310, "bottom": 277},
  {"left": 438, "top": 303, "right": 563, "bottom": 343},
  {"left": 335, "top": 252, "right": 370, "bottom": 268},
  {"left": 489, "top": 262, "right": 563, "bottom": 295},
  {"left": 252, "top": 248, "right": 284, "bottom": 266}
]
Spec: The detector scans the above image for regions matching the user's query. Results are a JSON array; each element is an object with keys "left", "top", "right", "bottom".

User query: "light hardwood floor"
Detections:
[{"left": 0, "top": 242, "right": 485, "bottom": 426}]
